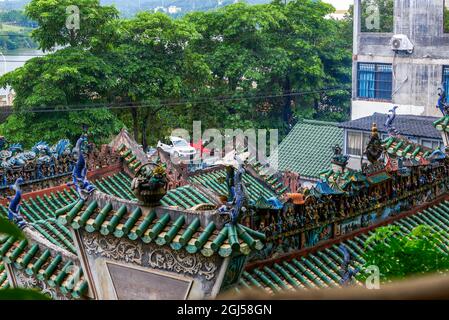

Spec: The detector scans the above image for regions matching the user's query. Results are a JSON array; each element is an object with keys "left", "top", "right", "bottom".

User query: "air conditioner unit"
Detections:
[{"left": 390, "top": 34, "right": 414, "bottom": 54}]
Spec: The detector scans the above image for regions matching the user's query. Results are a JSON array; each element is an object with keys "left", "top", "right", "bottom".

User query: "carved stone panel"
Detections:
[
  {"left": 14, "top": 270, "right": 70, "bottom": 300},
  {"left": 83, "top": 232, "right": 219, "bottom": 281},
  {"left": 106, "top": 262, "right": 192, "bottom": 300},
  {"left": 79, "top": 231, "right": 224, "bottom": 299}
]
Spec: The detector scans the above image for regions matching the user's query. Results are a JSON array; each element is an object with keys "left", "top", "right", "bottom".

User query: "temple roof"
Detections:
[
  {"left": 94, "top": 171, "right": 217, "bottom": 210},
  {"left": 0, "top": 188, "right": 77, "bottom": 252},
  {"left": 188, "top": 168, "right": 281, "bottom": 204},
  {"left": 433, "top": 115, "right": 449, "bottom": 134},
  {"left": 383, "top": 136, "right": 434, "bottom": 162},
  {"left": 248, "top": 160, "right": 288, "bottom": 195},
  {"left": 0, "top": 235, "right": 88, "bottom": 298},
  {"left": 161, "top": 185, "right": 215, "bottom": 209},
  {"left": 55, "top": 199, "right": 266, "bottom": 259},
  {"left": 118, "top": 144, "right": 142, "bottom": 174},
  {"left": 272, "top": 120, "right": 344, "bottom": 180},
  {"left": 238, "top": 200, "right": 449, "bottom": 294},
  {"left": 0, "top": 260, "right": 9, "bottom": 290},
  {"left": 111, "top": 129, "right": 148, "bottom": 168}
]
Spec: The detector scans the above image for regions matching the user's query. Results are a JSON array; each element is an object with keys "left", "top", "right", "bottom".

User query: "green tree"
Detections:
[
  {"left": 187, "top": 0, "right": 352, "bottom": 132},
  {"left": 360, "top": 225, "right": 449, "bottom": 282},
  {"left": 0, "top": 47, "right": 122, "bottom": 147},
  {"left": 25, "top": 0, "right": 118, "bottom": 52},
  {"left": 0, "top": 0, "right": 353, "bottom": 148},
  {"left": 108, "top": 12, "right": 212, "bottom": 148}
]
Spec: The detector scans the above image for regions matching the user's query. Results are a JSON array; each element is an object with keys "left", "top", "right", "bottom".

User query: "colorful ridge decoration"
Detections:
[
  {"left": 238, "top": 200, "right": 449, "bottom": 294},
  {"left": 383, "top": 136, "right": 433, "bottom": 162}
]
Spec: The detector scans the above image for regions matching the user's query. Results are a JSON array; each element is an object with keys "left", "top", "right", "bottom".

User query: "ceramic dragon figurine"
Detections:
[
  {"left": 437, "top": 88, "right": 449, "bottom": 116},
  {"left": 384, "top": 106, "right": 400, "bottom": 136},
  {"left": 219, "top": 164, "right": 249, "bottom": 225},
  {"left": 7, "top": 177, "right": 27, "bottom": 229},
  {"left": 339, "top": 244, "right": 360, "bottom": 286},
  {"left": 67, "top": 135, "right": 96, "bottom": 200}
]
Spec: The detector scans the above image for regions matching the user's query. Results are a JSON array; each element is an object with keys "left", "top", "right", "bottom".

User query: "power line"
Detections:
[
  {"left": 0, "top": 34, "right": 32, "bottom": 38},
  {"left": 0, "top": 86, "right": 351, "bottom": 115},
  {"left": 4, "top": 85, "right": 351, "bottom": 112}
]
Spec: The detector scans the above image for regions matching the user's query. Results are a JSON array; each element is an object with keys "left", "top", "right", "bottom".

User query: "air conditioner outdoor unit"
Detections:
[{"left": 390, "top": 34, "right": 414, "bottom": 54}]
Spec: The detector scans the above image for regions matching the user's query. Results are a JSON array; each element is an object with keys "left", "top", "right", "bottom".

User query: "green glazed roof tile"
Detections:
[
  {"left": 241, "top": 199, "right": 449, "bottom": 294},
  {"left": 92, "top": 172, "right": 136, "bottom": 201},
  {"left": 271, "top": 120, "right": 344, "bottom": 179},
  {"left": 57, "top": 200, "right": 265, "bottom": 258},
  {"left": 189, "top": 169, "right": 278, "bottom": 203},
  {"left": 0, "top": 237, "right": 86, "bottom": 298}
]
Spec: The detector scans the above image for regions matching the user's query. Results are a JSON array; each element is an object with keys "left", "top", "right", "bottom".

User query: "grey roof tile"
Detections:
[{"left": 338, "top": 113, "right": 441, "bottom": 139}]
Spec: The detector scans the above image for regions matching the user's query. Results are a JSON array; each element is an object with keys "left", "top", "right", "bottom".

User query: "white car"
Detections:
[{"left": 157, "top": 136, "right": 197, "bottom": 158}]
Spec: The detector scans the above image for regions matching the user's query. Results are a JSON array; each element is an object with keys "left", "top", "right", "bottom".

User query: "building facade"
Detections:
[{"left": 352, "top": 0, "right": 449, "bottom": 120}]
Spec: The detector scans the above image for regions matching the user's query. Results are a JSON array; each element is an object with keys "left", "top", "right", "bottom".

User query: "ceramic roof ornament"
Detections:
[
  {"left": 385, "top": 106, "right": 400, "bottom": 136},
  {"left": 365, "top": 123, "right": 384, "bottom": 165},
  {"left": 219, "top": 163, "right": 250, "bottom": 225},
  {"left": 7, "top": 177, "right": 27, "bottom": 229},
  {"left": 67, "top": 134, "right": 96, "bottom": 200},
  {"left": 131, "top": 163, "right": 167, "bottom": 206},
  {"left": 437, "top": 87, "right": 449, "bottom": 116},
  {"left": 339, "top": 244, "right": 360, "bottom": 286}
]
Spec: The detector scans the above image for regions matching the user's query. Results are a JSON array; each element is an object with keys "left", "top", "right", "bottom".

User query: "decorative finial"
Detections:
[
  {"left": 364, "top": 122, "right": 383, "bottom": 165},
  {"left": 339, "top": 244, "right": 360, "bottom": 286},
  {"left": 385, "top": 106, "right": 399, "bottom": 136},
  {"left": 131, "top": 163, "right": 167, "bottom": 206},
  {"left": 371, "top": 123, "right": 378, "bottom": 137},
  {"left": 437, "top": 88, "right": 449, "bottom": 116},
  {"left": 7, "top": 177, "right": 27, "bottom": 229},
  {"left": 331, "top": 145, "right": 349, "bottom": 169},
  {"left": 218, "top": 163, "right": 249, "bottom": 225},
  {"left": 67, "top": 134, "right": 96, "bottom": 200}
]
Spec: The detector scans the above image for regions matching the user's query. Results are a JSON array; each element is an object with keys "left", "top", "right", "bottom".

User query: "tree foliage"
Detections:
[
  {"left": 185, "top": 0, "right": 352, "bottom": 132},
  {"left": 26, "top": 0, "right": 118, "bottom": 51},
  {"left": 360, "top": 225, "right": 449, "bottom": 282},
  {"left": 0, "top": 216, "right": 25, "bottom": 240},
  {"left": 0, "top": 47, "right": 122, "bottom": 147},
  {"left": 0, "top": 0, "right": 353, "bottom": 148}
]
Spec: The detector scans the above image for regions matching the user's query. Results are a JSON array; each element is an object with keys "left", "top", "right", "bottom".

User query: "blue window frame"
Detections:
[
  {"left": 357, "top": 63, "right": 393, "bottom": 100},
  {"left": 443, "top": 66, "right": 449, "bottom": 102}
]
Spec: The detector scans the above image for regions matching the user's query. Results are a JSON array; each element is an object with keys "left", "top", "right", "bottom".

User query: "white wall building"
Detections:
[{"left": 352, "top": 0, "right": 449, "bottom": 120}]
